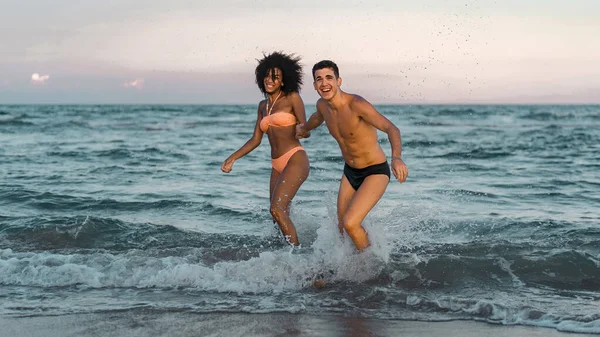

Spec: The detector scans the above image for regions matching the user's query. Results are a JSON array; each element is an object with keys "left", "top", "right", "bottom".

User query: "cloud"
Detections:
[
  {"left": 31, "top": 73, "right": 50, "bottom": 84},
  {"left": 122, "top": 78, "right": 144, "bottom": 89}
]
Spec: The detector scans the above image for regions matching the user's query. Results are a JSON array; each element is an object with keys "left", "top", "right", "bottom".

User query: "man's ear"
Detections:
[
  {"left": 338, "top": 77, "right": 342, "bottom": 87},
  {"left": 313, "top": 81, "right": 318, "bottom": 90}
]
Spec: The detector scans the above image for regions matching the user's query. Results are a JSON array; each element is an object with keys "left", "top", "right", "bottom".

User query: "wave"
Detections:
[
  {"left": 0, "top": 188, "right": 264, "bottom": 219},
  {"left": 3, "top": 223, "right": 599, "bottom": 292},
  {"left": 416, "top": 106, "right": 484, "bottom": 117},
  {"left": 436, "top": 107, "right": 480, "bottom": 115},
  {"left": 430, "top": 148, "right": 513, "bottom": 160},
  {"left": 58, "top": 147, "right": 193, "bottom": 161},
  {"left": 433, "top": 188, "right": 499, "bottom": 198},
  {"left": 2, "top": 213, "right": 600, "bottom": 335},
  {"left": 0, "top": 246, "right": 315, "bottom": 290},
  {"left": 517, "top": 109, "right": 585, "bottom": 121},
  {"left": 404, "top": 140, "right": 459, "bottom": 148},
  {"left": 396, "top": 295, "right": 600, "bottom": 334},
  {"left": 0, "top": 115, "right": 35, "bottom": 127},
  {"left": 1, "top": 245, "right": 599, "bottom": 333},
  {"left": 130, "top": 106, "right": 185, "bottom": 113},
  {"left": 519, "top": 111, "right": 559, "bottom": 121},
  {"left": 0, "top": 216, "right": 279, "bottom": 252},
  {"left": 387, "top": 248, "right": 600, "bottom": 292},
  {"left": 45, "top": 150, "right": 86, "bottom": 158},
  {"left": 199, "top": 106, "right": 254, "bottom": 118}
]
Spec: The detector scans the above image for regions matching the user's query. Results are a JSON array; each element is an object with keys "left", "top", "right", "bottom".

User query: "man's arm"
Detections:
[
  {"left": 296, "top": 108, "right": 324, "bottom": 139},
  {"left": 355, "top": 96, "right": 408, "bottom": 182}
]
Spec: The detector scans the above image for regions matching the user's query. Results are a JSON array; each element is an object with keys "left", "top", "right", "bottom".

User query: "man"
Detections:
[{"left": 296, "top": 60, "right": 408, "bottom": 251}]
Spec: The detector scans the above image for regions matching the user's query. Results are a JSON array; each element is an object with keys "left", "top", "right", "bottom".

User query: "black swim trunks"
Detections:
[{"left": 343, "top": 161, "right": 391, "bottom": 191}]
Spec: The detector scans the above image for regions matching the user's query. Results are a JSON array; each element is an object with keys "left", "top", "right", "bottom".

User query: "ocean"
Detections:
[{"left": 1, "top": 104, "right": 599, "bottom": 335}]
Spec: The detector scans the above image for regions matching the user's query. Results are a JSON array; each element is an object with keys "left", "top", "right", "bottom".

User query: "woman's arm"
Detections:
[{"left": 221, "top": 102, "right": 265, "bottom": 173}]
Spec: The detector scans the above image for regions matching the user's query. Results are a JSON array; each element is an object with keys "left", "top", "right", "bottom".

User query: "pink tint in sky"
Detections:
[{"left": 0, "top": 1, "right": 599, "bottom": 104}]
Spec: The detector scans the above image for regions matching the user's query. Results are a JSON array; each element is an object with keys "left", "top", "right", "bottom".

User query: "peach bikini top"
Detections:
[
  {"left": 259, "top": 92, "right": 297, "bottom": 132},
  {"left": 260, "top": 113, "right": 297, "bottom": 132}
]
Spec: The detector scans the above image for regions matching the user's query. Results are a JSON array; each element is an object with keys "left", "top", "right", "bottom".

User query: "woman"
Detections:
[{"left": 221, "top": 52, "right": 310, "bottom": 246}]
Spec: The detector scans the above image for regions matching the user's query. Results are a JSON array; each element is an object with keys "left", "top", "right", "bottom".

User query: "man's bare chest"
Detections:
[{"left": 322, "top": 110, "right": 361, "bottom": 139}]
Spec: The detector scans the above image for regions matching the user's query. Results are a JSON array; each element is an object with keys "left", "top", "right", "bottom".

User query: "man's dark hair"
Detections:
[
  {"left": 312, "top": 60, "right": 339, "bottom": 80},
  {"left": 255, "top": 51, "right": 303, "bottom": 94}
]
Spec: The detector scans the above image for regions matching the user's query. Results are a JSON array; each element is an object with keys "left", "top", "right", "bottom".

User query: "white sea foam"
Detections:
[{"left": 0, "top": 193, "right": 407, "bottom": 294}]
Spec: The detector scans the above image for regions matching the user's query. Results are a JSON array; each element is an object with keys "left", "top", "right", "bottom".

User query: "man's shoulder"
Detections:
[
  {"left": 347, "top": 94, "right": 375, "bottom": 116},
  {"left": 316, "top": 98, "right": 327, "bottom": 109},
  {"left": 348, "top": 94, "right": 369, "bottom": 106}
]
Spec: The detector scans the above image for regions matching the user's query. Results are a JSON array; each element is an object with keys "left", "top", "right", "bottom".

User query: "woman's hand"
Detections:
[{"left": 221, "top": 157, "right": 235, "bottom": 173}]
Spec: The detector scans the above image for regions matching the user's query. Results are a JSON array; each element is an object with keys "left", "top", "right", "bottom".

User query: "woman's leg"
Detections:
[
  {"left": 269, "top": 168, "right": 280, "bottom": 223},
  {"left": 270, "top": 150, "right": 309, "bottom": 246}
]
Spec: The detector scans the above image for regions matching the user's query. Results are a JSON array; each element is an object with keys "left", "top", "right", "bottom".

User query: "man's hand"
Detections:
[
  {"left": 391, "top": 158, "right": 408, "bottom": 182},
  {"left": 295, "top": 123, "right": 311, "bottom": 139},
  {"left": 221, "top": 157, "right": 235, "bottom": 173}
]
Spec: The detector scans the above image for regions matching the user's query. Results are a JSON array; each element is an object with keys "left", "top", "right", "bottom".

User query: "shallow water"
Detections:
[{"left": 1, "top": 104, "right": 599, "bottom": 333}]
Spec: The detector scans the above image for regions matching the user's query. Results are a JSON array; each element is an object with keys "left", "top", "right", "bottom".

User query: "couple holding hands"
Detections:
[{"left": 221, "top": 52, "right": 408, "bottom": 252}]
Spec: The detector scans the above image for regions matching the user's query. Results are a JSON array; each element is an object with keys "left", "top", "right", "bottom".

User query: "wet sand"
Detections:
[{"left": 0, "top": 311, "right": 587, "bottom": 337}]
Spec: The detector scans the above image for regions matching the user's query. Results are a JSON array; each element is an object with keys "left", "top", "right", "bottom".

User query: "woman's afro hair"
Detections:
[{"left": 255, "top": 51, "right": 303, "bottom": 94}]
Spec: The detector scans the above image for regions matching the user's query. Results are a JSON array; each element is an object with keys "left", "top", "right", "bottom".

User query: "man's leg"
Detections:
[
  {"left": 340, "top": 174, "right": 389, "bottom": 251},
  {"left": 337, "top": 174, "right": 355, "bottom": 235}
]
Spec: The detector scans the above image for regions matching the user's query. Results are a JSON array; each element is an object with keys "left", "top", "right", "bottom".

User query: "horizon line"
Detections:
[{"left": 1, "top": 102, "right": 599, "bottom": 106}]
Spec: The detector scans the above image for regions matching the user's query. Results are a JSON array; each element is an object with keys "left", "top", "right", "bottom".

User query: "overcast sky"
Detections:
[{"left": 1, "top": 0, "right": 599, "bottom": 104}]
